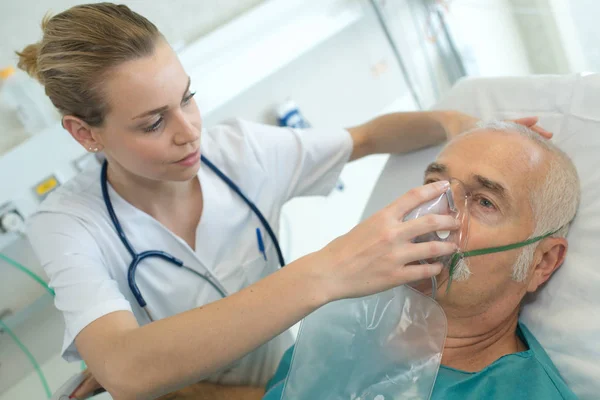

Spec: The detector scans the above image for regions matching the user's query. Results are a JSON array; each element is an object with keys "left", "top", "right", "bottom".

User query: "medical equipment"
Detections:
[
  {"left": 276, "top": 99, "right": 344, "bottom": 192},
  {"left": 363, "top": 74, "right": 600, "bottom": 399},
  {"left": 402, "top": 179, "right": 565, "bottom": 294},
  {"left": 50, "top": 373, "right": 86, "bottom": 400},
  {"left": 281, "top": 285, "right": 446, "bottom": 400},
  {"left": 402, "top": 179, "right": 470, "bottom": 298},
  {"left": 1, "top": 252, "right": 54, "bottom": 296},
  {"left": 0, "top": 319, "right": 52, "bottom": 399},
  {"left": 0, "top": 253, "right": 55, "bottom": 398},
  {"left": 277, "top": 99, "right": 310, "bottom": 129},
  {"left": 101, "top": 155, "right": 286, "bottom": 321},
  {"left": 278, "top": 182, "right": 475, "bottom": 399},
  {"left": 0, "top": 66, "right": 57, "bottom": 135},
  {"left": 447, "top": 227, "right": 563, "bottom": 291}
]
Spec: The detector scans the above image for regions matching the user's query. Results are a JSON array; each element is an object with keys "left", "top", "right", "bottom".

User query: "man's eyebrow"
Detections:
[
  {"left": 424, "top": 162, "right": 447, "bottom": 177},
  {"left": 474, "top": 174, "right": 509, "bottom": 200},
  {"left": 424, "top": 163, "right": 510, "bottom": 201}
]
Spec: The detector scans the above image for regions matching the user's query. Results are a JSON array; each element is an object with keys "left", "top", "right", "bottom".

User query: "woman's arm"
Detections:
[
  {"left": 347, "top": 112, "right": 552, "bottom": 161},
  {"left": 347, "top": 111, "right": 465, "bottom": 161},
  {"left": 74, "top": 181, "right": 458, "bottom": 400},
  {"left": 76, "top": 254, "right": 327, "bottom": 400}
]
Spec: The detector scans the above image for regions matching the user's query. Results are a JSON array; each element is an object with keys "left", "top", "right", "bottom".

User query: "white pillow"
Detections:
[{"left": 362, "top": 74, "right": 600, "bottom": 400}]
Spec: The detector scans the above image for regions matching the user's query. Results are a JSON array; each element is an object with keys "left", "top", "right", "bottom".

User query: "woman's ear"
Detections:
[
  {"left": 62, "top": 115, "right": 104, "bottom": 153},
  {"left": 527, "top": 237, "right": 567, "bottom": 293}
]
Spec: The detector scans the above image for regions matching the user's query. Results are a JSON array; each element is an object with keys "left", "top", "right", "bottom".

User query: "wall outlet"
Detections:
[{"left": 0, "top": 203, "right": 24, "bottom": 234}]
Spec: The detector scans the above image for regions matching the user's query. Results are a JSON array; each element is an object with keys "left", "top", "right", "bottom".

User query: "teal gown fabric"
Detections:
[{"left": 263, "top": 322, "right": 578, "bottom": 400}]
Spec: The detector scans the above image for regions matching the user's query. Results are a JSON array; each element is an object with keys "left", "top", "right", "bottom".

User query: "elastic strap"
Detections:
[{"left": 447, "top": 227, "right": 562, "bottom": 292}]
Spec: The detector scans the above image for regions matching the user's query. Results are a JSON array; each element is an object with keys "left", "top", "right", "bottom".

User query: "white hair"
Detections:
[
  {"left": 452, "top": 257, "right": 472, "bottom": 281},
  {"left": 455, "top": 120, "right": 581, "bottom": 282}
]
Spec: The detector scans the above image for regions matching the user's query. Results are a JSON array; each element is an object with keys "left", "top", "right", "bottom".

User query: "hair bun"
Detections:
[
  {"left": 15, "top": 15, "right": 52, "bottom": 83},
  {"left": 16, "top": 42, "right": 42, "bottom": 82}
]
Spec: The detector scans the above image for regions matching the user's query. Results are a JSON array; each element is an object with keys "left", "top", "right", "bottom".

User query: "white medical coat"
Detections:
[{"left": 26, "top": 118, "right": 353, "bottom": 386}]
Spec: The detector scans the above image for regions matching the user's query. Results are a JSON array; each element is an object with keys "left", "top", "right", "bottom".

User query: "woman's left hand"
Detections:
[
  {"left": 448, "top": 113, "right": 553, "bottom": 140},
  {"left": 70, "top": 369, "right": 105, "bottom": 399},
  {"left": 511, "top": 116, "right": 553, "bottom": 139}
]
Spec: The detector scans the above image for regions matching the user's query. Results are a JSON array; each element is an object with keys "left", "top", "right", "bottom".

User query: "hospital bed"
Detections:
[{"left": 362, "top": 73, "right": 600, "bottom": 399}]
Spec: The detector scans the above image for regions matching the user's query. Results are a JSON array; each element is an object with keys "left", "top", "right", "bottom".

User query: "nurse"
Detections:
[{"left": 20, "top": 3, "right": 548, "bottom": 400}]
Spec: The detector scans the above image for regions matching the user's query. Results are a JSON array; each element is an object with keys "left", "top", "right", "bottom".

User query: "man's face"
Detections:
[{"left": 423, "top": 129, "right": 548, "bottom": 319}]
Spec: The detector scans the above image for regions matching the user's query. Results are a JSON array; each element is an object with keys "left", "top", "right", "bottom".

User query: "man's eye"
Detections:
[{"left": 478, "top": 197, "right": 496, "bottom": 209}]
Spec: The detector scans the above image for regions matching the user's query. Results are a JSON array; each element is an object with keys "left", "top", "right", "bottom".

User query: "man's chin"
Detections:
[
  {"left": 407, "top": 278, "right": 435, "bottom": 296},
  {"left": 407, "top": 272, "right": 451, "bottom": 299}
]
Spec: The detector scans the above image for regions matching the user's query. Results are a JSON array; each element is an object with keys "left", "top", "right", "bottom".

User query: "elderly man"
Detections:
[{"left": 264, "top": 121, "right": 580, "bottom": 400}]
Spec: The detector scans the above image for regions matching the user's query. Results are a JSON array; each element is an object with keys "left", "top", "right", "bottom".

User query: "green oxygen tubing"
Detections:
[
  {"left": 0, "top": 253, "right": 54, "bottom": 297},
  {"left": 0, "top": 252, "right": 54, "bottom": 399}
]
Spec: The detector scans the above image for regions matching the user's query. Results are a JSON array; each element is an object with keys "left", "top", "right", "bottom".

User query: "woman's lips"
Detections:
[{"left": 176, "top": 150, "right": 200, "bottom": 166}]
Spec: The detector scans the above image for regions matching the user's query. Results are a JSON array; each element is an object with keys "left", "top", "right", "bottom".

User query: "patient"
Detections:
[{"left": 263, "top": 121, "right": 581, "bottom": 400}]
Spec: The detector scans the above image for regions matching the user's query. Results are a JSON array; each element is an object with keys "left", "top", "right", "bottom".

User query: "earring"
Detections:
[{"left": 88, "top": 146, "right": 99, "bottom": 152}]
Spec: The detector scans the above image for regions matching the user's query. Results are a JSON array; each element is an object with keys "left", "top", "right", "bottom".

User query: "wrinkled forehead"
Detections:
[{"left": 428, "top": 130, "right": 548, "bottom": 210}]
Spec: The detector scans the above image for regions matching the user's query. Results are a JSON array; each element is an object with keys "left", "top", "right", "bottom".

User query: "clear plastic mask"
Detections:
[
  {"left": 278, "top": 184, "right": 466, "bottom": 400},
  {"left": 402, "top": 179, "right": 470, "bottom": 298}
]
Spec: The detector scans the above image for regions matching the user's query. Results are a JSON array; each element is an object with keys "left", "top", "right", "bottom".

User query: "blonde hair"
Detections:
[{"left": 16, "top": 3, "right": 161, "bottom": 126}]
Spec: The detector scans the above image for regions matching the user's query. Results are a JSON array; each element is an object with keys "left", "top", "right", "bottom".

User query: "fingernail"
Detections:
[{"left": 438, "top": 180, "right": 450, "bottom": 189}]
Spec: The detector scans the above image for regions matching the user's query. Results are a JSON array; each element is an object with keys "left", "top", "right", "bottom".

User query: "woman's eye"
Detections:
[
  {"left": 182, "top": 91, "right": 196, "bottom": 106},
  {"left": 143, "top": 116, "right": 163, "bottom": 133}
]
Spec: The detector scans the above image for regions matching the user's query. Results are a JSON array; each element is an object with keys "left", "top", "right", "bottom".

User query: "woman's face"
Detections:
[{"left": 93, "top": 40, "right": 202, "bottom": 182}]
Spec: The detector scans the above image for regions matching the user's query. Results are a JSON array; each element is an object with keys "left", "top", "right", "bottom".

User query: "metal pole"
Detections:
[
  {"left": 369, "top": 0, "right": 424, "bottom": 110},
  {"left": 436, "top": 7, "right": 467, "bottom": 80}
]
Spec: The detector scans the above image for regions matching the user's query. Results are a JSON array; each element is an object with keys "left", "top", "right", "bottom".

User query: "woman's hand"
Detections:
[
  {"left": 447, "top": 113, "right": 553, "bottom": 140},
  {"left": 511, "top": 116, "right": 553, "bottom": 139},
  {"left": 315, "top": 181, "right": 459, "bottom": 301},
  {"left": 70, "top": 369, "right": 105, "bottom": 399}
]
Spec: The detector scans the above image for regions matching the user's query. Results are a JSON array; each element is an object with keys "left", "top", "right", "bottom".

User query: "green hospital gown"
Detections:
[{"left": 263, "top": 323, "right": 577, "bottom": 400}]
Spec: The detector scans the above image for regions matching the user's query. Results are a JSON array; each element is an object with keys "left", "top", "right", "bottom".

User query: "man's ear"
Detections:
[
  {"left": 62, "top": 115, "right": 104, "bottom": 153},
  {"left": 527, "top": 237, "right": 567, "bottom": 293}
]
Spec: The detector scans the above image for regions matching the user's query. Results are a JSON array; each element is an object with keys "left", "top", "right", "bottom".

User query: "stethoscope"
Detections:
[{"left": 100, "top": 155, "right": 286, "bottom": 321}]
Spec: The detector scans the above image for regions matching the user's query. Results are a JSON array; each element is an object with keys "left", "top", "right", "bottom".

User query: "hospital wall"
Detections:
[
  {"left": 0, "top": 0, "right": 264, "bottom": 66},
  {"left": 547, "top": 0, "right": 600, "bottom": 72},
  {"left": 446, "top": 0, "right": 531, "bottom": 77},
  {"left": 0, "top": 0, "right": 534, "bottom": 398}
]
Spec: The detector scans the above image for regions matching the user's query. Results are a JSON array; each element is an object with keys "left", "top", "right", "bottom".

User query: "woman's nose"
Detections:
[{"left": 173, "top": 112, "right": 200, "bottom": 145}]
